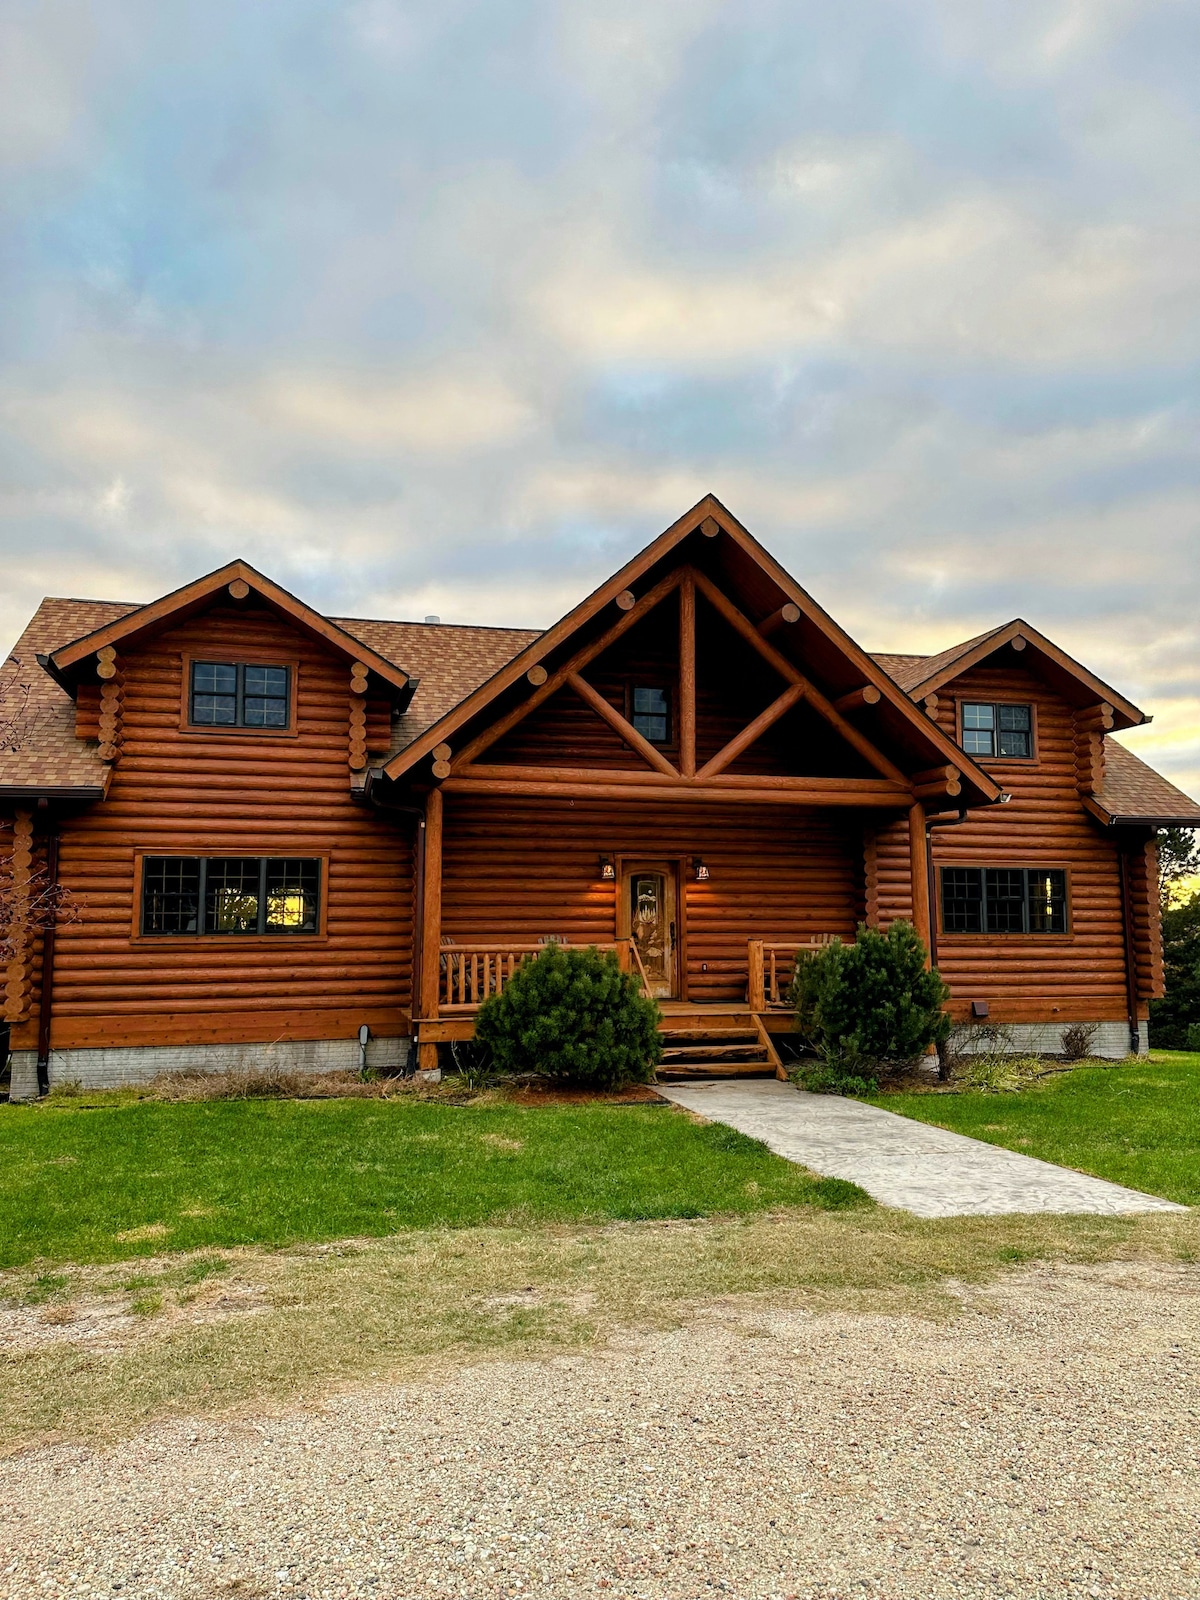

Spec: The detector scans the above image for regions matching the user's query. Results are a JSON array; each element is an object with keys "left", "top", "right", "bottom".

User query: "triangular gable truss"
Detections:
[
  {"left": 898, "top": 618, "right": 1145, "bottom": 730},
  {"left": 49, "top": 559, "right": 413, "bottom": 701},
  {"left": 382, "top": 496, "right": 1000, "bottom": 808}
]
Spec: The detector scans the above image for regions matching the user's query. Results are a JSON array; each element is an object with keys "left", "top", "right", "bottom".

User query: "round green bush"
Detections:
[
  {"left": 791, "top": 920, "right": 950, "bottom": 1084},
  {"left": 474, "top": 943, "right": 662, "bottom": 1088}
]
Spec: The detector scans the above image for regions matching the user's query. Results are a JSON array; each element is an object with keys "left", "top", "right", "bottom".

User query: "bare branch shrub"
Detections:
[{"left": 1060, "top": 1021, "right": 1100, "bottom": 1061}]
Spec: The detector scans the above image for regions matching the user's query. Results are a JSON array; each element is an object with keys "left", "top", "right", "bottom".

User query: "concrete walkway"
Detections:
[{"left": 658, "top": 1079, "right": 1186, "bottom": 1218}]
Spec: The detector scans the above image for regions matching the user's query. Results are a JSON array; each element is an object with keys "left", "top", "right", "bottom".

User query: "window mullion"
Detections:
[
  {"left": 198, "top": 857, "right": 208, "bottom": 935},
  {"left": 236, "top": 664, "right": 245, "bottom": 728},
  {"left": 1021, "top": 868, "right": 1030, "bottom": 933},
  {"left": 258, "top": 858, "right": 268, "bottom": 935}
]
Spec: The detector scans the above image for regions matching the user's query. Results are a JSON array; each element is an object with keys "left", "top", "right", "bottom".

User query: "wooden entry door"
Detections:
[{"left": 621, "top": 861, "right": 679, "bottom": 999}]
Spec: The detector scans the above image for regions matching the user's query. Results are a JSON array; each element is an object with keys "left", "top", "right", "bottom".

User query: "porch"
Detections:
[{"left": 412, "top": 936, "right": 832, "bottom": 1078}]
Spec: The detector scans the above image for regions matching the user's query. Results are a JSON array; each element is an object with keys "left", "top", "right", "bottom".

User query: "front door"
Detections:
[{"left": 621, "top": 861, "right": 678, "bottom": 999}]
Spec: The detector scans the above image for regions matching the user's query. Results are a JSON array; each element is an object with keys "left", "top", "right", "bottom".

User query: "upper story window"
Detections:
[
  {"left": 961, "top": 701, "right": 1032, "bottom": 759},
  {"left": 190, "top": 661, "right": 290, "bottom": 728},
  {"left": 142, "top": 855, "right": 320, "bottom": 936},
  {"left": 941, "top": 867, "right": 1067, "bottom": 934},
  {"left": 630, "top": 685, "right": 670, "bottom": 744}
]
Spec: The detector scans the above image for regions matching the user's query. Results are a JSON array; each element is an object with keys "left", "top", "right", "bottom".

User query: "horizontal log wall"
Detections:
[
  {"left": 876, "top": 660, "right": 1154, "bottom": 1022},
  {"left": 43, "top": 603, "right": 413, "bottom": 1050},
  {"left": 441, "top": 794, "right": 861, "bottom": 1003}
]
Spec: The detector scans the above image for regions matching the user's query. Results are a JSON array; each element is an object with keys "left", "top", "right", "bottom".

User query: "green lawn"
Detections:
[
  {"left": 877, "top": 1051, "right": 1200, "bottom": 1206},
  {"left": 0, "top": 1095, "right": 866, "bottom": 1268}
]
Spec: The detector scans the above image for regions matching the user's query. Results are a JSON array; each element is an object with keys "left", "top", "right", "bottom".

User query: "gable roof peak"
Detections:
[{"left": 47, "top": 558, "right": 413, "bottom": 702}]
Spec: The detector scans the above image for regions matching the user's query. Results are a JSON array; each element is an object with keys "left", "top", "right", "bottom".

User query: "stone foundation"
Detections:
[
  {"left": 7, "top": 1034, "right": 412, "bottom": 1101},
  {"left": 953, "top": 1020, "right": 1147, "bottom": 1060}
]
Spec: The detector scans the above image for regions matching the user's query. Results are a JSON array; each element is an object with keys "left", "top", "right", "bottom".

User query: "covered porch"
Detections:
[{"left": 411, "top": 931, "right": 836, "bottom": 1078}]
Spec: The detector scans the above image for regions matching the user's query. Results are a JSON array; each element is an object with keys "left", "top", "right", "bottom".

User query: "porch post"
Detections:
[
  {"left": 417, "top": 786, "right": 443, "bottom": 1074},
  {"left": 907, "top": 801, "right": 932, "bottom": 964}
]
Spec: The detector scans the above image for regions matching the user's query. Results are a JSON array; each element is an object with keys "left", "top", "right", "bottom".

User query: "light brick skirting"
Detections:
[
  {"left": 8, "top": 1034, "right": 412, "bottom": 1101},
  {"left": 955, "top": 1020, "right": 1147, "bottom": 1060}
]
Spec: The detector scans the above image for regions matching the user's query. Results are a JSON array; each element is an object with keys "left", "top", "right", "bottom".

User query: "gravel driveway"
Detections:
[{"left": 3, "top": 1258, "right": 1198, "bottom": 1600}]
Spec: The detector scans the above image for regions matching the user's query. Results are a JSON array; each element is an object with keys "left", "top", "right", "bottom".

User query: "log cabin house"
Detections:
[{"left": 2, "top": 495, "right": 1198, "bottom": 1097}]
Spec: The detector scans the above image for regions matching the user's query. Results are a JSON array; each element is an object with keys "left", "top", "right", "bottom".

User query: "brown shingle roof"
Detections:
[
  {"left": 0, "top": 598, "right": 137, "bottom": 794},
  {"left": 870, "top": 651, "right": 930, "bottom": 691},
  {"left": 331, "top": 617, "right": 541, "bottom": 755},
  {"left": 870, "top": 628, "right": 1009, "bottom": 695},
  {"left": 1090, "top": 740, "right": 1200, "bottom": 826}
]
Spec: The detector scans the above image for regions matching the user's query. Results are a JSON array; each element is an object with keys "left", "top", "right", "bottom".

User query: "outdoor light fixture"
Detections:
[
  {"left": 693, "top": 857, "right": 710, "bottom": 881},
  {"left": 599, "top": 855, "right": 616, "bottom": 881}
]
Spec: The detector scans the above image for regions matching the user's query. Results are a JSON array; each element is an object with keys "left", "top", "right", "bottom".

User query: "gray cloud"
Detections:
[{"left": 1, "top": 0, "right": 1197, "bottom": 791}]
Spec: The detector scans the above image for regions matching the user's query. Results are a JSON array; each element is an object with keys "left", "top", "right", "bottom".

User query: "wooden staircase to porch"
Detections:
[{"left": 655, "top": 1005, "right": 787, "bottom": 1082}]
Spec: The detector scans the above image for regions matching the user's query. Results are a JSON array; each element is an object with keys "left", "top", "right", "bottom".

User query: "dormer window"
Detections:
[
  {"left": 961, "top": 701, "right": 1032, "bottom": 759},
  {"left": 190, "top": 661, "right": 290, "bottom": 728}
]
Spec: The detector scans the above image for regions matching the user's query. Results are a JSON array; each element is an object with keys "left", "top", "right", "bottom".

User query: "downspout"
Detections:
[
  {"left": 1117, "top": 843, "right": 1142, "bottom": 1056},
  {"left": 35, "top": 819, "right": 60, "bottom": 1098}
]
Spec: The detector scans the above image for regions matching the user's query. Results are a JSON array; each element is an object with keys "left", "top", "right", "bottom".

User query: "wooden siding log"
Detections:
[{"left": 442, "top": 775, "right": 910, "bottom": 807}]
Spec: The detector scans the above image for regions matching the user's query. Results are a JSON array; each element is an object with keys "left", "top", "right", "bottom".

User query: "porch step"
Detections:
[
  {"left": 661, "top": 1043, "right": 764, "bottom": 1060},
  {"left": 657, "top": 1023, "right": 782, "bottom": 1079}
]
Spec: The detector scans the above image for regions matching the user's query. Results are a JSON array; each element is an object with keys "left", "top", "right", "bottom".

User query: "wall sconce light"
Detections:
[
  {"left": 599, "top": 855, "right": 616, "bottom": 881},
  {"left": 693, "top": 857, "right": 710, "bottom": 881}
]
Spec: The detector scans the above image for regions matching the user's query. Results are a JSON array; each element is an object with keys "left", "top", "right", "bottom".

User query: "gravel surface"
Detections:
[{"left": 3, "top": 1259, "right": 1199, "bottom": 1600}]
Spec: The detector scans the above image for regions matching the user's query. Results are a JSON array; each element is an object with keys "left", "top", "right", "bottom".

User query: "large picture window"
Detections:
[
  {"left": 190, "top": 661, "right": 290, "bottom": 728},
  {"left": 940, "top": 867, "right": 1067, "bottom": 935},
  {"left": 141, "top": 856, "right": 320, "bottom": 935},
  {"left": 960, "top": 701, "right": 1033, "bottom": 759}
]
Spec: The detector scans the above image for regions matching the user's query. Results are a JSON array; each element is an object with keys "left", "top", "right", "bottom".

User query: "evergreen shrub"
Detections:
[
  {"left": 790, "top": 921, "right": 950, "bottom": 1092},
  {"left": 475, "top": 943, "right": 662, "bottom": 1088}
]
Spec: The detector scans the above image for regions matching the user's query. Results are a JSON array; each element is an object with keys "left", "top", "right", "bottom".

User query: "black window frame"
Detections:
[
  {"left": 959, "top": 700, "right": 1034, "bottom": 760},
  {"left": 939, "top": 866, "right": 1068, "bottom": 935},
  {"left": 628, "top": 683, "right": 672, "bottom": 746},
  {"left": 140, "top": 855, "right": 321, "bottom": 936},
  {"left": 189, "top": 660, "right": 291, "bottom": 730}
]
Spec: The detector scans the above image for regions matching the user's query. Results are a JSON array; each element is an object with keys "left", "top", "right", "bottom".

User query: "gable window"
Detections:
[
  {"left": 142, "top": 856, "right": 320, "bottom": 935},
  {"left": 960, "top": 702, "right": 1033, "bottom": 759},
  {"left": 190, "top": 662, "right": 290, "bottom": 728},
  {"left": 940, "top": 867, "right": 1067, "bottom": 934},
  {"left": 630, "top": 685, "right": 670, "bottom": 744}
]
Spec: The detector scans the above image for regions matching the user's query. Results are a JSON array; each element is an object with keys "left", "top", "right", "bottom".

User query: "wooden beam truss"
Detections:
[{"left": 448, "top": 562, "right": 927, "bottom": 801}]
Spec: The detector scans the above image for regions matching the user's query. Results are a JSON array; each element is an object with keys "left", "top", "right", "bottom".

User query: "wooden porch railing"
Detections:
[
  {"left": 747, "top": 935, "right": 839, "bottom": 1011},
  {"left": 439, "top": 938, "right": 648, "bottom": 1012}
]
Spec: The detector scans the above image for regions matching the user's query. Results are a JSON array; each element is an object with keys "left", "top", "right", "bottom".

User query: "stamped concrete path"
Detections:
[{"left": 658, "top": 1079, "right": 1186, "bottom": 1218}]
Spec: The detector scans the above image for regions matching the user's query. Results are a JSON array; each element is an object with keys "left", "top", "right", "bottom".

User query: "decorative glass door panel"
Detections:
[{"left": 621, "top": 861, "right": 678, "bottom": 998}]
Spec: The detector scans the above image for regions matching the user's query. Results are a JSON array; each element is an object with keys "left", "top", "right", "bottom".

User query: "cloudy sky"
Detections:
[{"left": 2, "top": 0, "right": 1198, "bottom": 792}]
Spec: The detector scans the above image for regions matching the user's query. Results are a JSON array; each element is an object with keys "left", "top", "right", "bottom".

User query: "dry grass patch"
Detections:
[{"left": 2, "top": 1205, "right": 1198, "bottom": 1456}]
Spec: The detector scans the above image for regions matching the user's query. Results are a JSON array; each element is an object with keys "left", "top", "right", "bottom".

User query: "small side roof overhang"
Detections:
[{"left": 1084, "top": 740, "right": 1200, "bottom": 829}]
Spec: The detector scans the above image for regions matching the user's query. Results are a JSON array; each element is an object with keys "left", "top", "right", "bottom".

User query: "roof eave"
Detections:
[
  {"left": 908, "top": 618, "right": 1145, "bottom": 729},
  {"left": 49, "top": 560, "right": 412, "bottom": 698}
]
